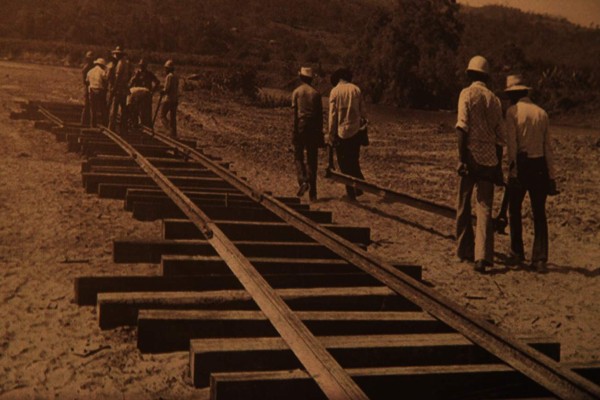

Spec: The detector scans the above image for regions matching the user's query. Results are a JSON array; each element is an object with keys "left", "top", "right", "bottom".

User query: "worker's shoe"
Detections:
[
  {"left": 296, "top": 182, "right": 310, "bottom": 198},
  {"left": 474, "top": 260, "right": 491, "bottom": 273},
  {"left": 458, "top": 255, "right": 474, "bottom": 264},
  {"left": 507, "top": 252, "right": 525, "bottom": 267},
  {"left": 532, "top": 260, "right": 548, "bottom": 273}
]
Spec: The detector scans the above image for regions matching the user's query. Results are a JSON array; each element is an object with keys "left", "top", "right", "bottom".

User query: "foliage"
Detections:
[{"left": 352, "top": 0, "right": 463, "bottom": 109}]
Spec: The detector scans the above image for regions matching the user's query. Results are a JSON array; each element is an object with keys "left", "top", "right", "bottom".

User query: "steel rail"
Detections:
[
  {"left": 326, "top": 168, "right": 456, "bottom": 220},
  {"left": 140, "top": 127, "right": 600, "bottom": 400},
  {"left": 37, "top": 106, "right": 65, "bottom": 128},
  {"left": 99, "top": 127, "right": 368, "bottom": 400}
]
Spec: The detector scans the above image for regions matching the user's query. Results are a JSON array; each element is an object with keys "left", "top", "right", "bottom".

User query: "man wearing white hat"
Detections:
[
  {"left": 81, "top": 50, "right": 95, "bottom": 126},
  {"left": 455, "top": 55, "right": 505, "bottom": 273},
  {"left": 86, "top": 58, "right": 108, "bottom": 127},
  {"left": 505, "top": 74, "right": 557, "bottom": 273},
  {"left": 291, "top": 67, "right": 324, "bottom": 200}
]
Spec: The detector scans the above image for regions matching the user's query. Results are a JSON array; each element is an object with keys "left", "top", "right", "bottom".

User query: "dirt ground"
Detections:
[{"left": 0, "top": 60, "right": 598, "bottom": 399}]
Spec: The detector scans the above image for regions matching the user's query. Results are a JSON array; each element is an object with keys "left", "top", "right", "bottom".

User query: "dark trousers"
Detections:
[
  {"left": 294, "top": 143, "right": 318, "bottom": 198},
  {"left": 160, "top": 101, "right": 178, "bottom": 137},
  {"left": 89, "top": 89, "right": 107, "bottom": 128},
  {"left": 509, "top": 157, "right": 549, "bottom": 262},
  {"left": 456, "top": 175, "right": 494, "bottom": 263},
  {"left": 335, "top": 133, "right": 364, "bottom": 198},
  {"left": 109, "top": 92, "right": 128, "bottom": 134},
  {"left": 81, "top": 86, "right": 91, "bottom": 126}
]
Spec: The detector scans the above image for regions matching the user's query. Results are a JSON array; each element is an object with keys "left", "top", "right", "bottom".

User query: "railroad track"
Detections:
[{"left": 14, "top": 100, "right": 600, "bottom": 399}]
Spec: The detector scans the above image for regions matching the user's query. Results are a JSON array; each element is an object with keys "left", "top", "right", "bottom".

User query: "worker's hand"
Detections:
[
  {"left": 456, "top": 162, "right": 468, "bottom": 177},
  {"left": 548, "top": 179, "right": 560, "bottom": 196},
  {"left": 325, "top": 133, "right": 338, "bottom": 147}
]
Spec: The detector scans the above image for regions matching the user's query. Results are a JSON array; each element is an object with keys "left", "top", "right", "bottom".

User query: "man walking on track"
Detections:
[
  {"left": 108, "top": 46, "right": 131, "bottom": 134},
  {"left": 160, "top": 60, "right": 179, "bottom": 137},
  {"left": 328, "top": 67, "right": 367, "bottom": 201},
  {"left": 80, "top": 50, "right": 94, "bottom": 126},
  {"left": 455, "top": 56, "right": 505, "bottom": 273},
  {"left": 505, "top": 74, "right": 558, "bottom": 273},
  {"left": 291, "top": 67, "right": 324, "bottom": 201},
  {"left": 86, "top": 58, "right": 108, "bottom": 128}
]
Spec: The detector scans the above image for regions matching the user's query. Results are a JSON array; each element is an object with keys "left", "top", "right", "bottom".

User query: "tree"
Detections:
[{"left": 353, "top": 0, "right": 463, "bottom": 109}]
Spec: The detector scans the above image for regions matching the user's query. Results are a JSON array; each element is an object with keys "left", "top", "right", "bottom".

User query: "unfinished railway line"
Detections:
[{"left": 11, "top": 100, "right": 600, "bottom": 400}]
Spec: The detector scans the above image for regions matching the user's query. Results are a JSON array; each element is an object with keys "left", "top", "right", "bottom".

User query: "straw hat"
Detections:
[
  {"left": 299, "top": 67, "right": 314, "bottom": 79},
  {"left": 164, "top": 59, "right": 174, "bottom": 69},
  {"left": 466, "top": 55, "right": 490, "bottom": 75},
  {"left": 504, "top": 74, "right": 531, "bottom": 92},
  {"left": 85, "top": 50, "right": 94, "bottom": 59},
  {"left": 94, "top": 58, "right": 106, "bottom": 67}
]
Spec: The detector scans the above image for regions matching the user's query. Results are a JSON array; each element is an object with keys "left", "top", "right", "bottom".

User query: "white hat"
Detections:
[
  {"left": 299, "top": 67, "right": 314, "bottom": 78},
  {"left": 466, "top": 55, "right": 490, "bottom": 75},
  {"left": 94, "top": 58, "right": 106, "bottom": 67},
  {"left": 505, "top": 74, "right": 531, "bottom": 92}
]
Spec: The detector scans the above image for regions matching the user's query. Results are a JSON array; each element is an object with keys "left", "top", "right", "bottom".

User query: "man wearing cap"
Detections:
[
  {"left": 160, "top": 60, "right": 179, "bottom": 137},
  {"left": 108, "top": 46, "right": 132, "bottom": 134},
  {"left": 80, "top": 50, "right": 94, "bottom": 126},
  {"left": 86, "top": 58, "right": 108, "bottom": 127},
  {"left": 328, "top": 67, "right": 367, "bottom": 201},
  {"left": 291, "top": 67, "right": 324, "bottom": 201},
  {"left": 129, "top": 59, "right": 160, "bottom": 127},
  {"left": 455, "top": 56, "right": 505, "bottom": 273},
  {"left": 505, "top": 75, "right": 557, "bottom": 273}
]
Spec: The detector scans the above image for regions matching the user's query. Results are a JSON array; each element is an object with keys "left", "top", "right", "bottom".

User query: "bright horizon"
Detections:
[{"left": 457, "top": 0, "right": 600, "bottom": 27}]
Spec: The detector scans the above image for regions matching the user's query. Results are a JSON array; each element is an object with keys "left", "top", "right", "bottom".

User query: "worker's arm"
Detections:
[
  {"left": 505, "top": 106, "right": 518, "bottom": 180},
  {"left": 291, "top": 91, "right": 298, "bottom": 137},
  {"left": 162, "top": 74, "right": 172, "bottom": 95},
  {"left": 455, "top": 90, "right": 469, "bottom": 174},
  {"left": 327, "top": 91, "right": 338, "bottom": 146}
]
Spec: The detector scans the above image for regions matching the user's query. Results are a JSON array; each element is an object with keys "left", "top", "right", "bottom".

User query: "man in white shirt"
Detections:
[
  {"left": 86, "top": 58, "right": 108, "bottom": 127},
  {"left": 328, "top": 67, "right": 367, "bottom": 200},
  {"left": 455, "top": 56, "right": 505, "bottom": 273},
  {"left": 505, "top": 75, "right": 557, "bottom": 273}
]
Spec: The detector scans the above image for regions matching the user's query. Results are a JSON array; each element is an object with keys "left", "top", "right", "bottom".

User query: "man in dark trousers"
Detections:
[
  {"left": 108, "top": 46, "right": 131, "bottom": 134},
  {"left": 505, "top": 74, "right": 558, "bottom": 273},
  {"left": 129, "top": 58, "right": 160, "bottom": 127},
  {"left": 86, "top": 58, "right": 108, "bottom": 127},
  {"left": 80, "top": 50, "right": 94, "bottom": 126},
  {"left": 328, "top": 67, "right": 367, "bottom": 201},
  {"left": 160, "top": 60, "right": 179, "bottom": 137},
  {"left": 455, "top": 56, "right": 505, "bottom": 273},
  {"left": 291, "top": 67, "right": 324, "bottom": 201}
]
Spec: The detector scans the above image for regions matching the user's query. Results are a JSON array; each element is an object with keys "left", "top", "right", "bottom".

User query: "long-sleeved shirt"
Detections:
[
  {"left": 292, "top": 83, "right": 323, "bottom": 145},
  {"left": 163, "top": 72, "right": 179, "bottom": 103},
  {"left": 328, "top": 80, "right": 366, "bottom": 139},
  {"left": 505, "top": 97, "right": 555, "bottom": 179},
  {"left": 112, "top": 59, "right": 131, "bottom": 93},
  {"left": 456, "top": 81, "right": 505, "bottom": 166},
  {"left": 86, "top": 65, "right": 108, "bottom": 90},
  {"left": 129, "top": 69, "right": 160, "bottom": 91},
  {"left": 81, "top": 61, "right": 94, "bottom": 86}
]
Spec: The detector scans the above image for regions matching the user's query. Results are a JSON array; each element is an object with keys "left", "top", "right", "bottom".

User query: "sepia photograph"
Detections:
[{"left": 0, "top": 0, "right": 599, "bottom": 399}]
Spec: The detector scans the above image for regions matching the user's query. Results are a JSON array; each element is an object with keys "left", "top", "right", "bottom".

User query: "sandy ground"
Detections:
[{"left": 0, "top": 60, "right": 598, "bottom": 398}]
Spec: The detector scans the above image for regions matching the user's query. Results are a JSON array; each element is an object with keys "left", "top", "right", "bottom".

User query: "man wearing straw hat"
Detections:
[
  {"left": 108, "top": 46, "right": 132, "bottom": 133},
  {"left": 291, "top": 67, "right": 324, "bottom": 201},
  {"left": 505, "top": 74, "right": 558, "bottom": 273},
  {"left": 80, "top": 50, "right": 95, "bottom": 126},
  {"left": 455, "top": 56, "right": 505, "bottom": 273},
  {"left": 86, "top": 58, "right": 108, "bottom": 127}
]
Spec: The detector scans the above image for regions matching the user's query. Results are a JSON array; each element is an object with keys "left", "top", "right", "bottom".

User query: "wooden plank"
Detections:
[
  {"left": 191, "top": 334, "right": 559, "bottom": 387},
  {"left": 82, "top": 172, "right": 233, "bottom": 193},
  {"left": 162, "top": 219, "right": 370, "bottom": 243},
  {"left": 137, "top": 310, "right": 452, "bottom": 353},
  {"left": 97, "top": 183, "right": 237, "bottom": 199},
  {"left": 75, "top": 272, "right": 383, "bottom": 306},
  {"left": 82, "top": 156, "right": 228, "bottom": 173},
  {"left": 132, "top": 203, "right": 332, "bottom": 223},
  {"left": 97, "top": 287, "right": 418, "bottom": 329},
  {"left": 160, "top": 255, "right": 422, "bottom": 281},
  {"left": 113, "top": 239, "right": 360, "bottom": 263}
]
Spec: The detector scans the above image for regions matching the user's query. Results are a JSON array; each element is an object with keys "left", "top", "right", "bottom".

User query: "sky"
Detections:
[{"left": 457, "top": 0, "right": 600, "bottom": 27}]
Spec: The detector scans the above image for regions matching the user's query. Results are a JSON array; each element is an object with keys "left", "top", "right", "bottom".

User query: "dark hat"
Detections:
[{"left": 111, "top": 46, "right": 125, "bottom": 55}]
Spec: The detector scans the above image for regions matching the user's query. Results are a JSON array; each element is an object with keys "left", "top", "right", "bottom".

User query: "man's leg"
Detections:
[
  {"left": 170, "top": 102, "right": 178, "bottom": 137},
  {"left": 99, "top": 91, "right": 108, "bottom": 126},
  {"left": 161, "top": 101, "right": 170, "bottom": 132},
  {"left": 530, "top": 186, "right": 549, "bottom": 263},
  {"left": 89, "top": 91, "right": 97, "bottom": 128},
  {"left": 108, "top": 91, "right": 118, "bottom": 130},
  {"left": 141, "top": 95, "right": 152, "bottom": 127},
  {"left": 508, "top": 180, "right": 526, "bottom": 259},
  {"left": 475, "top": 179, "right": 494, "bottom": 265},
  {"left": 118, "top": 95, "right": 128, "bottom": 134},
  {"left": 293, "top": 143, "right": 307, "bottom": 187},
  {"left": 81, "top": 87, "right": 91, "bottom": 126},
  {"left": 456, "top": 175, "right": 475, "bottom": 261},
  {"left": 306, "top": 145, "right": 318, "bottom": 199}
]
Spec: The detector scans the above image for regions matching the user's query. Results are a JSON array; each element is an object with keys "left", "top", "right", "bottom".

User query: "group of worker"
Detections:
[
  {"left": 80, "top": 47, "right": 179, "bottom": 137},
  {"left": 292, "top": 56, "right": 557, "bottom": 274}
]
